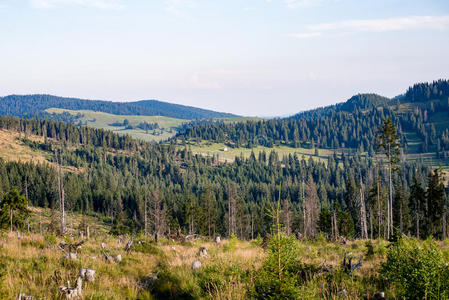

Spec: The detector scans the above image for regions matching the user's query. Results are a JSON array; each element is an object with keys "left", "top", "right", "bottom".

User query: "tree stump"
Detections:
[
  {"left": 59, "top": 276, "right": 82, "bottom": 300},
  {"left": 198, "top": 247, "right": 207, "bottom": 257},
  {"left": 79, "top": 268, "right": 96, "bottom": 282},
  {"left": 124, "top": 236, "right": 134, "bottom": 253},
  {"left": 191, "top": 260, "right": 201, "bottom": 270}
]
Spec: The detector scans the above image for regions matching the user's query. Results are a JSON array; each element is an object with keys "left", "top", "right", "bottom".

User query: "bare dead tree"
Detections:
[
  {"left": 304, "top": 175, "right": 320, "bottom": 238},
  {"left": 302, "top": 178, "right": 307, "bottom": 238},
  {"left": 55, "top": 149, "right": 66, "bottom": 235},
  {"left": 359, "top": 175, "right": 368, "bottom": 239},
  {"left": 144, "top": 183, "right": 149, "bottom": 237},
  {"left": 332, "top": 208, "right": 339, "bottom": 240},
  {"left": 282, "top": 197, "right": 292, "bottom": 236},
  {"left": 150, "top": 189, "right": 166, "bottom": 242},
  {"left": 227, "top": 183, "right": 237, "bottom": 236}
]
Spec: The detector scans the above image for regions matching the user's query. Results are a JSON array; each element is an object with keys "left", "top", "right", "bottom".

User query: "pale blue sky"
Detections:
[{"left": 1, "top": 0, "right": 448, "bottom": 116}]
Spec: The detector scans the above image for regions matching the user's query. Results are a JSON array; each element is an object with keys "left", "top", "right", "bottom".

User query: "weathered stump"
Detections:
[
  {"left": 198, "top": 247, "right": 207, "bottom": 257},
  {"left": 59, "top": 276, "right": 82, "bottom": 300},
  {"left": 191, "top": 260, "right": 201, "bottom": 270},
  {"left": 79, "top": 268, "right": 96, "bottom": 282}
]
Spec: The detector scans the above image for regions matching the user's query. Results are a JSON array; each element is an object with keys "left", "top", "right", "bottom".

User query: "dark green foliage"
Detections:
[
  {"left": 253, "top": 234, "right": 302, "bottom": 299},
  {"left": 376, "top": 117, "right": 400, "bottom": 168},
  {"left": 0, "top": 189, "right": 30, "bottom": 230},
  {"left": 403, "top": 79, "right": 449, "bottom": 103},
  {"left": 318, "top": 208, "right": 355, "bottom": 238},
  {"left": 0, "top": 114, "right": 442, "bottom": 240},
  {"left": 409, "top": 177, "right": 426, "bottom": 238},
  {"left": 364, "top": 240, "right": 374, "bottom": 259},
  {"left": 149, "top": 262, "right": 202, "bottom": 300},
  {"left": 0, "top": 94, "right": 237, "bottom": 119},
  {"left": 176, "top": 80, "right": 449, "bottom": 159},
  {"left": 381, "top": 237, "right": 449, "bottom": 299},
  {"left": 133, "top": 240, "right": 165, "bottom": 256},
  {"left": 425, "top": 168, "right": 446, "bottom": 238}
]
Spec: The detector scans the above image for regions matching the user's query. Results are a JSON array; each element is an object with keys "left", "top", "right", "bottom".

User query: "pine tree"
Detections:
[
  {"left": 409, "top": 177, "right": 425, "bottom": 239},
  {"left": 376, "top": 117, "right": 401, "bottom": 239},
  {"left": 0, "top": 189, "right": 30, "bottom": 232},
  {"left": 426, "top": 168, "right": 445, "bottom": 239}
]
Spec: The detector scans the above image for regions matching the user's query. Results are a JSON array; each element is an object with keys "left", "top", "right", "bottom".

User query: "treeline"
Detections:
[
  {"left": 0, "top": 115, "right": 146, "bottom": 151},
  {"left": 175, "top": 80, "right": 449, "bottom": 157},
  {"left": 0, "top": 94, "right": 236, "bottom": 120},
  {"left": 0, "top": 115, "right": 447, "bottom": 240},
  {"left": 403, "top": 79, "right": 449, "bottom": 103}
]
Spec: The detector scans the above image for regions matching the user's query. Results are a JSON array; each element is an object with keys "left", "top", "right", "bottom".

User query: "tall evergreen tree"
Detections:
[{"left": 376, "top": 117, "right": 401, "bottom": 239}]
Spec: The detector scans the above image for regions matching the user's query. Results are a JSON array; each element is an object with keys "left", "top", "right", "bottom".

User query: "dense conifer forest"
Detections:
[
  {"left": 176, "top": 80, "right": 449, "bottom": 159},
  {"left": 0, "top": 113, "right": 447, "bottom": 240},
  {"left": 0, "top": 94, "right": 236, "bottom": 119}
]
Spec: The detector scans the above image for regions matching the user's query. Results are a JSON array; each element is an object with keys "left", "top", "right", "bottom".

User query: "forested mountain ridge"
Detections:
[
  {"left": 0, "top": 114, "right": 445, "bottom": 241},
  {"left": 175, "top": 80, "right": 449, "bottom": 166},
  {"left": 0, "top": 94, "right": 237, "bottom": 120}
]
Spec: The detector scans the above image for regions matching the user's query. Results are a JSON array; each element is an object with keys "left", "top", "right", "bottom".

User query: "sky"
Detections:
[{"left": 0, "top": 0, "right": 449, "bottom": 116}]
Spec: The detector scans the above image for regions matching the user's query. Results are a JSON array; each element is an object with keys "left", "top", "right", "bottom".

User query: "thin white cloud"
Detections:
[
  {"left": 30, "top": 0, "right": 124, "bottom": 9},
  {"left": 287, "top": 32, "right": 321, "bottom": 39},
  {"left": 289, "top": 15, "right": 449, "bottom": 38},
  {"left": 164, "top": 0, "right": 196, "bottom": 16},
  {"left": 283, "top": 0, "right": 322, "bottom": 8},
  {"left": 310, "top": 15, "right": 449, "bottom": 32},
  {"left": 189, "top": 74, "right": 221, "bottom": 89}
]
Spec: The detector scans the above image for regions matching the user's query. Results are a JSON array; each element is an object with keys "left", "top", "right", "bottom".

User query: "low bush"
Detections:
[
  {"left": 381, "top": 237, "right": 449, "bottom": 299},
  {"left": 253, "top": 234, "right": 302, "bottom": 299}
]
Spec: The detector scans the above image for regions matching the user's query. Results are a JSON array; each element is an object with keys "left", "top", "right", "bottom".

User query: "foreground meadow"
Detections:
[{"left": 2, "top": 210, "right": 449, "bottom": 299}]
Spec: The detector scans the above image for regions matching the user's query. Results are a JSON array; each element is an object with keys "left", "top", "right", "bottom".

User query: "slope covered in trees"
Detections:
[
  {"left": 175, "top": 80, "right": 449, "bottom": 165},
  {"left": 0, "top": 94, "right": 237, "bottom": 120},
  {"left": 0, "top": 115, "right": 447, "bottom": 241}
]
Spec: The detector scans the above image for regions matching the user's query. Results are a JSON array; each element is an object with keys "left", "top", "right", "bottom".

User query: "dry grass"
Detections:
[
  {"left": 0, "top": 209, "right": 416, "bottom": 299},
  {"left": 0, "top": 129, "right": 47, "bottom": 164}
]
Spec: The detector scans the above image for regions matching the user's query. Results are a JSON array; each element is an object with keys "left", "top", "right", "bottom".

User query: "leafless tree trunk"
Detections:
[
  {"left": 56, "top": 149, "right": 66, "bottom": 235},
  {"left": 150, "top": 189, "right": 165, "bottom": 241},
  {"left": 144, "top": 188, "right": 149, "bottom": 236},
  {"left": 251, "top": 208, "right": 254, "bottom": 240},
  {"left": 25, "top": 179, "right": 30, "bottom": 233},
  {"left": 10, "top": 209, "right": 13, "bottom": 233},
  {"left": 302, "top": 179, "right": 307, "bottom": 238},
  {"left": 283, "top": 197, "right": 291, "bottom": 236},
  {"left": 228, "top": 184, "right": 237, "bottom": 236},
  {"left": 386, "top": 144, "right": 394, "bottom": 239},
  {"left": 304, "top": 175, "right": 320, "bottom": 238},
  {"left": 332, "top": 209, "right": 339, "bottom": 240},
  {"left": 359, "top": 176, "right": 368, "bottom": 239}
]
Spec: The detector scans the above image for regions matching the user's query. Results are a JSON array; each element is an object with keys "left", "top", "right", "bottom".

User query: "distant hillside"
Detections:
[
  {"left": 175, "top": 79, "right": 449, "bottom": 168},
  {"left": 0, "top": 94, "right": 237, "bottom": 119}
]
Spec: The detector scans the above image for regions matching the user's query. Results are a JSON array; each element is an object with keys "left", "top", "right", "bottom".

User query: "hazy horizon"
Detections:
[{"left": 1, "top": 0, "right": 448, "bottom": 116}]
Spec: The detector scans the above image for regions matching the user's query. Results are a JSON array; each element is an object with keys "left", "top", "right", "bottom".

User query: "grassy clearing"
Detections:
[
  {"left": 45, "top": 108, "right": 189, "bottom": 142},
  {"left": 0, "top": 129, "right": 48, "bottom": 164},
  {"left": 183, "top": 141, "right": 334, "bottom": 163}
]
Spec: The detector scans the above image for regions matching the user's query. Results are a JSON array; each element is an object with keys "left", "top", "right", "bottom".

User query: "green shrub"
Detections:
[
  {"left": 223, "top": 233, "right": 238, "bottom": 252},
  {"left": 253, "top": 234, "right": 301, "bottom": 299},
  {"left": 133, "top": 240, "right": 164, "bottom": 256},
  {"left": 364, "top": 240, "right": 374, "bottom": 259},
  {"left": 375, "top": 242, "right": 387, "bottom": 257},
  {"left": 251, "top": 235, "right": 263, "bottom": 247},
  {"left": 44, "top": 233, "right": 57, "bottom": 246},
  {"left": 381, "top": 237, "right": 449, "bottom": 299},
  {"left": 149, "top": 262, "right": 201, "bottom": 299}
]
